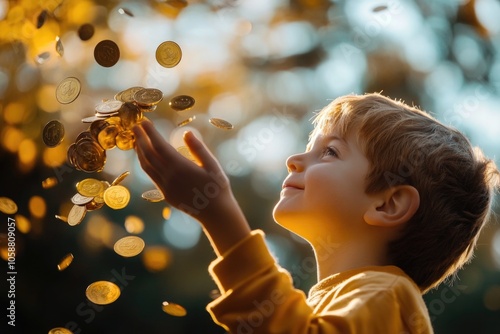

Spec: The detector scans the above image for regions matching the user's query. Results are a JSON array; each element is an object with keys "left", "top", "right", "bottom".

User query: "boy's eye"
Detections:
[{"left": 322, "top": 147, "right": 338, "bottom": 157}]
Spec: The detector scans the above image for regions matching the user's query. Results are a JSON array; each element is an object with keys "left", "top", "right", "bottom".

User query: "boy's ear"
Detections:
[{"left": 363, "top": 185, "right": 420, "bottom": 227}]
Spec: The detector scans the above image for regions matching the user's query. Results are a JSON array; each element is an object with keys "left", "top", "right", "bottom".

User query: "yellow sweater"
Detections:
[{"left": 207, "top": 230, "right": 433, "bottom": 334}]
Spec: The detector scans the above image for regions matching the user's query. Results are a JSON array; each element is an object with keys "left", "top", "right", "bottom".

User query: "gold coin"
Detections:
[
  {"left": 111, "top": 171, "right": 130, "bottom": 186},
  {"left": 71, "top": 193, "right": 93, "bottom": 205},
  {"left": 97, "top": 124, "right": 120, "bottom": 150},
  {"left": 42, "top": 176, "right": 58, "bottom": 189},
  {"left": 77, "top": 178, "right": 104, "bottom": 197},
  {"left": 113, "top": 236, "right": 145, "bottom": 257},
  {"left": 94, "top": 40, "right": 120, "bottom": 67},
  {"left": 48, "top": 327, "right": 74, "bottom": 334},
  {"left": 209, "top": 117, "right": 234, "bottom": 130},
  {"left": 42, "top": 120, "right": 65, "bottom": 147},
  {"left": 118, "top": 102, "right": 143, "bottom": 129},
  {"left": 55, "top": 36, "right": 64, "bottom": 57},
  {"left": 0, "top": 197, "right": 18, "bottom": 214},
  {"left": 95, "top": 100, "right": 123, "bottom": 114},
  {"left": 114, "top": 86, "right": 144, "bottom": 103},
  {"left": 36, "top": 10, "right": 48, "bottom": 29},
  {"left": 115, "top": 130, "right": 135, "bottom": 150},
  {"left": 78, "top": 23, "right": 95, "bottom": 41},
  {"left": 141, "top": 189, "right": 165, "bottom": 202},
  {"left": 103, "top": 185, "right": 130, "bottom": 209},
  {"left": 85, "top": 200, "right": 104, "bottom": 211},
  {"left": 67, "top": 204, "right": 86, "bottom": 226},
  {"left": 177, "top": 116, "right": 195, "bottom": 127},
  {"left": 57, "top": 253, "right": 74, "bottom": 271},
  {"left": 89, "top": 119, "right": 110, "bottom": 141},
  {"left": 156, "top": 41, "right": 182, "bottom": 68},
  {"left": 162, "top": 301, "right": 187, "bottom": 317},
  {"left": 75, "top": 139, "right": 106, "bottom": 173},
  {"left": 55, "top": 215, "right": 68, "bottom": 223},
  {"left": 56, "top": 77, "right": 81, "bottom": 104},
  {"left": 133, "top": 88, "right": 163, "bottom": 107},
  {"left": 86, "top": 281, "right": 121, "bottom": 305},
  {"left": 169, "top": 95, "right": 195, "bottom": 111},
  {"left": 373, "top": 5, "right": 388, "bottom": 12}
]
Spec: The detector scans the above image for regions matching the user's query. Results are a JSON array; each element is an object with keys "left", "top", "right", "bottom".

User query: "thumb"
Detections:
[{"left": 183, "top": 131, "right": 220, "bottom": 171}]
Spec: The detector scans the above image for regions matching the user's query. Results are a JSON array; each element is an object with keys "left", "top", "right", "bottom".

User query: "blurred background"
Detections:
[{"left": 1, "top": 0, "right": 499, "bottom": 333}]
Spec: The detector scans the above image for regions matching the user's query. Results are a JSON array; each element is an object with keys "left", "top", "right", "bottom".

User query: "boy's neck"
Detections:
[{"left": 311, "top": 235, "right": 391, "bottom": 281}]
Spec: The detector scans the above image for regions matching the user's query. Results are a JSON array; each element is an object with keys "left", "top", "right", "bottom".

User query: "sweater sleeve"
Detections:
[{"left": 206, "top": 230, "right": 432, "bottom": 334}]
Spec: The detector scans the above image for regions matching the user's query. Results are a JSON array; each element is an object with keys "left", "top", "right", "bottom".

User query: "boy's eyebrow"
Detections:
[{"left": 306, "top": 135, "right": 349, "bottom": 152}]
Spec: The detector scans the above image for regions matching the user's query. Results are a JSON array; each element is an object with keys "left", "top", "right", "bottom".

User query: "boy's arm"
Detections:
[{"left": 133, "top": 120, "right": 251, "bottom": 256}]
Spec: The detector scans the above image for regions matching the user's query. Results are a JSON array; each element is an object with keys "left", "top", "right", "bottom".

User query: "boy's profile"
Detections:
[{"left": 132, "top": 93, "right": 499, "bottom": 333}]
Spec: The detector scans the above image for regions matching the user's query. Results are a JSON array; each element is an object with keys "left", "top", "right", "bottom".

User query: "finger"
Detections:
[
  {"left": 133, "top": 123, "right": 170, "bottom": 177},
  {"left": 183, "top": 131, "right": 220, "bottom": 171},
  {"left": 138, "top": 120, "right": 178, "bottom": 159},
  {"left": 135, "top": 138, "right": 167, "bottom": 192}
]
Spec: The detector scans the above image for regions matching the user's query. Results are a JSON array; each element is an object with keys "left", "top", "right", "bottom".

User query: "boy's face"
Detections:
[{"left": 273, "top": 128, "right": 375, "bottom": 240}]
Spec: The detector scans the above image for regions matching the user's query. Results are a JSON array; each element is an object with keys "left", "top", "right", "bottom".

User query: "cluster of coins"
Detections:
[
  {"left": 67, "top": 87, "right": 163, "bottom": 173},
  {"left": 67, "top": 171, "right": 131, "bottom": 226}
]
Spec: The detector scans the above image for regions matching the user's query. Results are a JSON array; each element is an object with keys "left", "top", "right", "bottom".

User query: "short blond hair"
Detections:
[{"left": 311, "top": 93, "right": 499, "bottom": 292}]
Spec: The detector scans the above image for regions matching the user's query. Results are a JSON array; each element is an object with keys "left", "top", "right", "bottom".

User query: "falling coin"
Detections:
[
  {"left": 48, "top": 327, "right": 74, "bottom": 334},
  {"left": 76, "top": 178, "right": 104, "bottom": 197},
  {"left": 113, "top": 236, "right": 145, "bottom": 257},
  {"left": 141, "top": 189, "right": 165, "bottom": 202},
  {"left": 165, "top": 0, "right": 188, "bottom": 8},
  {"left": 55, "top": 36, "right": 64, "bottom": 57},
  {"left": 169, "top": 95, "right": 195, "bottom": 111},
  {"left": 177, "top": 116, "right": 195, "bottom": 127},
  {"left": 95, "top": 100, "right": 123, "bottom": 114},
  {"left": 115, "top": 86, "right": 144, "bottom": 102},
  {"left": 57, "top": 253, "right": 74, "bottom": 271},
  {"left": 156, "top": 41, "right": 182, "bottom": 68},
  {"left": 56, "top": 77, "right": 81, "bottom": 104},
  {"left": 111, "top": 171, "right": 130, "bottom": 186},
  {"left": 42, "top": 120, "right": 65, "bottom": 147},
  {"left": 86, "top": 281, "right": 121, "bottom": 305},
  {"left": 209, "top": 118, "right": 234, "bottom": 130},
  {"left": 78, "top": 23, "right": 95, "bottom": 41},
  {"left": 42, "top": 177, "right": 58, "bottom": 189},
  {"left": 67, "top": 204, "right": 86, "bottom": 226},
  {"left": 35, "top": 52, "right": 51, "bottom": 64},
  {"left": 103, "top": 185, "right": 130, "bottom": 209},
  {"left": 55, "top": 215, "right": 68, "bottom": 223},
  {"left": 372, "top": 5, "right": 388, "bottom": 12},
  {"left": 118, "top": 7, "right": 134, "bottom": 17},
  {"left": 36, "top": 10, "right": 48, "bottom": 29},
  {"left": 94, "top": 40, "right": 120, "bottom": 67},
  {"left": 0, "top": 197, "right": 18, "bottom": 214},
  {"left": 162, "top": 301, "right": 187, "bottom": 317},
  {"left": 71, "top": 193, "right": 94, "bottom": 205}
]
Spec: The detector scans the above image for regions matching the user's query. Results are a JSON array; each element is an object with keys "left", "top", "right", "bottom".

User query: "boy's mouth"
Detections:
[{"left": 282, "top": 181, "right": 304, "bottom": 190}]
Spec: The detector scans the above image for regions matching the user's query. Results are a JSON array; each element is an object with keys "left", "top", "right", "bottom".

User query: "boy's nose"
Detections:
[{"left": 286, "top": 153, "right": 305, "bottom": 173}]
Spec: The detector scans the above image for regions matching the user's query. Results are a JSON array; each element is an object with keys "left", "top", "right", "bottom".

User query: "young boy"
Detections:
[{"left": 132, "top": 93, "right": 499, "bottom": 333}]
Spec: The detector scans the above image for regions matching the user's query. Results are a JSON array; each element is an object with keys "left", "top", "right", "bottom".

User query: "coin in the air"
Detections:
[
  {"left": 113, "top": 236, "right": 145, "bottom": 257},
  {"left": 67, "top": 204, "right": 86, "bottom": 226},
  {"left": 373, "top": 5, "right": 388, "bottom": 12},
  {"left": 71, "top": 193, "right": 94, "bottom": 205},
  {"left": 111, "top": 171, "right": 130, "bottom": 186},
  {"left": 169, "top": 95, "right": 195, "bottom": 111},
  {"left": 156, "top": 41, "right": 182, "bottom": 68},
  {"left": 165, "top": 0, "right": 188, "bottom": 8},
  {"left": 48, "top": 327, "right": 73, "bottom": 334},
  {"left": 103, "top": 185, "right": 130, "bottom": 209},
  {"left": 42, "top": 120, "right": 65, "bottom": 147},
  {"left": 141, "top": 189, "right": 165, "bottom": 202},
  {"left": 86, "top": 281, "right": 121, "bottom": 305},
  {"left": 115, "top": 131, "right": 135, "bottom": 150},
  {"left": 56, "top": 77, "right": 81, "bottom": 104},
  {"left": 162, "top": 301, "right": 187, "bottom": 317},
  {"left": 77, "top": 178, "right": 104, "bottom": 197},
  {"left": 209, "top": 118, "right": 234, "bottom": 130},
  {"left": 81, "top": 115, "right": 101, "bottom": 123},
  {"left": 0, "top": 197, "right": 18, "bottom": 214},
  {"left": 42, "top": 176, "right": 58, "bottom": 189},
  {"left": 118, "top": 7, "right": 134, "bottom": 17},
  {"left": 177, "top": 116, "right": 195, "bottom": 127},
  {"left": 78, "top": 23, "right": 95, "bottom": 41},
  {"left": 55, "top": 36, "right": 64, "bottom": 57},
  {"left": 57, "top": 253, "right": 74, "bottom": 271},
  {"left": 97, "top": 124, "right": 120, "bottom": 150},
  {"left": 36, "top": 10, "right": 48, "bottom": 29},
  {"left": 133, "top": 88, "right": 163, "bottom": 107},
  {"left": 94, "top": 40, "right": 120, "bottom": 67},
  {"left": 55, "top": 215, "right": 68, "bottom": 223},
  {"left": 35, "top": 52, "right": 50, "bottom": 64}
]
